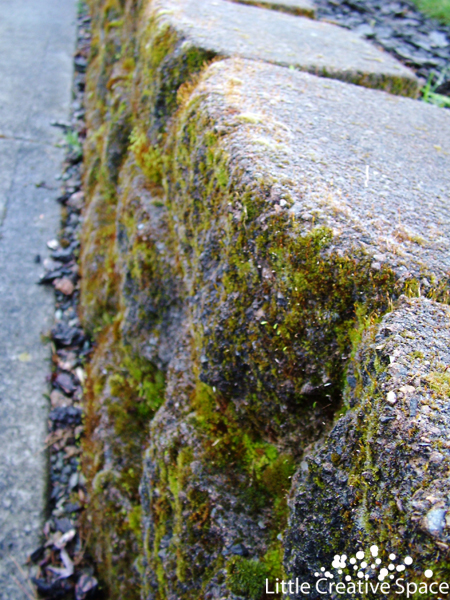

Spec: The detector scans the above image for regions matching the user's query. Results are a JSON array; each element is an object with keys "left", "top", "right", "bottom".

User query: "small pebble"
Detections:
[
  {"left": 386, "top": 391, "right": 397, "bottom": 404},
  {"left": 54, "top": 277, "right": 75, "bottom": 296},
  {"left": 47, "top": 239, "right": 59, "bottom": 250}
]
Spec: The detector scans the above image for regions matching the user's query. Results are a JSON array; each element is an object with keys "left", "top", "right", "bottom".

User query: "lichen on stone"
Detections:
[
  {"left": 284, "top": 297, "right": 450, "bottom": 596},
  {"left": 78, "top": 1, "right": 450, "bottom": 597}
]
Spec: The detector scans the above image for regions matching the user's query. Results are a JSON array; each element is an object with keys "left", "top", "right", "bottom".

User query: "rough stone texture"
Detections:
[
  {"left": 140, "top": 330, "right": 284, "bottom": 600},
  {"left": 284, "top": 296, "right": 450, "bottom": 597},
  {"left": 0, "top": 0, "right": 77, "bottom": 598},
  {"left": 164, "top": 58, "right": 450, "bottom": 432},
  {"left": 143, "top": 0, "right": 418, "bottom": 100},
  {"left": 228, "top": 0, "right": 316, "bottom": 18},
  {"left": 188, "top": 59, "right": 450, "bottom": 280}
]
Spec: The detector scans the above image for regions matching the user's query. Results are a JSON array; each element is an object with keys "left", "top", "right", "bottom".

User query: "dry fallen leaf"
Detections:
[
  {"left": 54, "top": 529, "right": 76, "bottom": 550},
  {"left": 47, "top": 548, "right": 74, "bottom": 578}
]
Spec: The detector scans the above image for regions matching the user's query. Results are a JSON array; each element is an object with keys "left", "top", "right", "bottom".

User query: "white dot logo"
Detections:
[
  {"left": 332, "top": 555, "right": 347, "bottom": 570},
  {"left": 313, "top": 544, "right": 434, "bottom": 588}
]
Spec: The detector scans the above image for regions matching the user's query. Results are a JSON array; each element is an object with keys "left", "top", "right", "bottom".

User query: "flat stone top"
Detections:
[
  {"left": 192, "top": 59, "right": 450, "bottom": 281},
  {"left": 226, "top": 0, "right": 316, "bottom": 18},
  {"left": 148, "top": 0, "right": 418, "bottom": 96}
]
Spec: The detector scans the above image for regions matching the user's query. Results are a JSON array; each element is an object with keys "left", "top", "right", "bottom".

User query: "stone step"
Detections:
[
  {"left": 146, "top": 0, "right": 418, "bottom": 100},
  {"left": 284, "top": 296, "right": 450, "bottom": 585},
  {"left": 164, "top": 56, "right": 450, "bottom": 429}
]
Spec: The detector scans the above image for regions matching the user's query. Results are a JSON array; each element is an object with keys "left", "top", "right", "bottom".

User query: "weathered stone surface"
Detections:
[
  {"left": 140, "top": 0, "right": 418, "bottom": 117},
  {"left": 165, "top": 58, "right": 450, "bottom": 432},
  {"left": 190, "top": 58, "right": 450, "bottom": 279},
  {"left": 284, "top": 296, "right": 450, "bottom": 596},
  {"left": 228, "top": 0, "right": 316, "bottom": 18},
  {"left": 141, "top": 330, "right": 286, "bottom": 600},
  {"left": 78, "top": 0, "right": 449, "bottom": 597}
]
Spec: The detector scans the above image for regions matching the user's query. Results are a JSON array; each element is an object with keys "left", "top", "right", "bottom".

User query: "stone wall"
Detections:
[{"left": 79, "top": 0, "right": 450, "bottom": 598}]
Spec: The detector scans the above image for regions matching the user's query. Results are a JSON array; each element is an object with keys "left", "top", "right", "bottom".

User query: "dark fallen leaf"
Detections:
[
  {"left": 32, "top": 576, "right": 73, "bottom": 598},
  {"left": 49, "top": 406, "right": 83, "bottom": 427},
  {"left": 52, "top": 247, "right": 75, "bottom": 263},
  {"left": 39, "top": 268, "right": 66, "bottom": 284},
  {"left": 51, "top": 323, "right": 85, "bottom": 347},
  {"left": 54, "top": 372, "right": 75, "bottom": 395},
  {"left": 29, "top": 546, "right": 45, "bottom": 563}
]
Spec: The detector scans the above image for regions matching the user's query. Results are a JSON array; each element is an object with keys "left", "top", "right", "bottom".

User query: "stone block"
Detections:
[
  {"left": 165, "top": 57, "right": 450, "bottom": 432},
  {"left": 141, "top": 0, "right": 418, "bottom": 114},
  {"left": 284, "top": 296, "right": 450, "bottom": 594}
]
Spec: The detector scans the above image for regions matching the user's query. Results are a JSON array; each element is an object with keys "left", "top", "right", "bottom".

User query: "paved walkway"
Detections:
[{"left": 0, "top": 0, "right": 76, "bottom": 597}]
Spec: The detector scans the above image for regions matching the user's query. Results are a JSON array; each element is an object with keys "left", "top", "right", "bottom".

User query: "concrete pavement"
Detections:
[{"left": 0, "top": 1, "right": 77, "bottom": 597}]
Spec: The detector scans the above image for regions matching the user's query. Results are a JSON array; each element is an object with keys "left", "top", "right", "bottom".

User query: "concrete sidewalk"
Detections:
[{"left": 0, "top": 1, "right": 77, "bottom": 597}]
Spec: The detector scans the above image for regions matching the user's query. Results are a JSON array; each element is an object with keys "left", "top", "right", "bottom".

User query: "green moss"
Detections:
[
  {"left": 227, "top": 556, "right": 268, "bottom": 599},
  {"left": 163, "top": 104, "right": 413, "bottom": 434},
  {"left": 192, "top": 382, "right": 294, "bottom": 497},
  {"left": 134, "top": 13, "right": 215, "bottom": 139},
  {"left": 425, "top": 369, "right": 450, "bottom": 398},
  {"left": 107, "top": 345, "right": 165, "bottom": 461},
  {"left": 192, "top": 381, "right": 293, "bottom": 578},
  {"left": 227, "top": 545, "right": 286, "bottom": 599},
  {"left": 129, "top": 127, "right": 164, "bottom": 185},
  {"left": 79, "top": 189, "right": 119, "bottom": 334},
  {"left": 82, "top": 321, "right": 165, "bottom": 600},
  {"left": 128, "top": 505, "right": 143, "bottom": 538}
]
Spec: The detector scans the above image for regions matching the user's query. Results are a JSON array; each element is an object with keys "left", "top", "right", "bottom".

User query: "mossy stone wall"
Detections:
[{"left": 79, "top": 1, "right": 450, "bottom": 598}]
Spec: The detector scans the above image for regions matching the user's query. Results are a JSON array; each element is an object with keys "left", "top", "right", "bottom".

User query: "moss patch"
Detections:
[
  {"left": 164, "top": 97, "right": 416, "bottom": 435},
  {"left": 82, "top": 320, "right": 165, "bottom": 600}
]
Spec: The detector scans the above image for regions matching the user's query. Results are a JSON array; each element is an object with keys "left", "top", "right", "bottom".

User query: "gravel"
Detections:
[
  {"left": 313, "top": 0, "right": 450, "bottom": 82},
  {"left": 29, "top": 4, "right": 100, "bottom": 599}
]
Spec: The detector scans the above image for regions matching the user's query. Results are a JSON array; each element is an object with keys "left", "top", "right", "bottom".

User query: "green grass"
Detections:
[
  {"left": 65, "top": 129, "right": 83, "bottom": 160},
  {"left": 422, "top": 73, "right": 450, "bottom": 108},
  {"left": 411, "top": 0, "right": 450, "bottom": 24}
]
